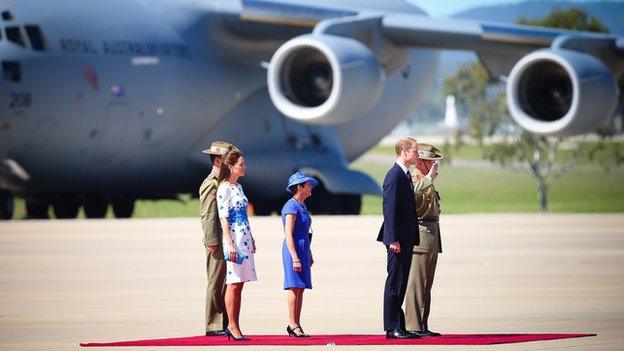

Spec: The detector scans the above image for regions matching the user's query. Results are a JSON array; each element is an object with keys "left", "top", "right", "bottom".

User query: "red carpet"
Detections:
[{"left": 80, "top": 333, "right": 595, "bottom": 347}]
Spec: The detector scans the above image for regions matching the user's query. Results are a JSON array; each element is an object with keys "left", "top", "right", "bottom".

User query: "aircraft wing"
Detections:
[
  {"left": 239, "top": 0, "right": 623, "bottom": 77},
  {"left": 236, "top": 0, "right": 624, "bottom": 136},
  {"left": 239, "top": 0, "right": 357, "bottom": 27},
  {"left": 380, "top": 14, "right": 624, "bottom": 78}
]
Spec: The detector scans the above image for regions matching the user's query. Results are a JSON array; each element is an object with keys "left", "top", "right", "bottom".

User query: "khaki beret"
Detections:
[{"left": 202, "top": 141, "right": 238, "bottom": 156}]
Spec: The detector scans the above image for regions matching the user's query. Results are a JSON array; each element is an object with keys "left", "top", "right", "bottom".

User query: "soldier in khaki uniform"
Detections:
[
  {"left": 199, "top": 141, "right": 238, "bottom": 336},
  {"left": 404, "top": 143, "right": 443, "bottom": 337}
]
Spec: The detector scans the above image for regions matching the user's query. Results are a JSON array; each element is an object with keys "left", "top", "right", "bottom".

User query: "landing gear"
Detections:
[
  {"left": 307, "top": 183, "right": 335, "bottom": 214},
  {"left": 53, "top": 197, "right": 80, "bottom": 219},
  {"left": 83, "top": 195, "right": 108, "bottom": 219},
  {"left": 0, "top": 190, "right": 14, "bottom": 220},
  {"left": 112, "top": 196, "right": 134, "bottom": 218},
  {"left": 26, "top": 200, "right": 49, "bottom": 219},
  {"left": 338, "top": 194, "right": 362, "bottom": 215},
  {"left": 250, "top": 197, "right": 282, "bottom": 216},
  {"left": 307, "top": 184, "right": 362, "bottom": 215},
  {"left": 252, "top": 202, "right": 274, "bottom": 216}
]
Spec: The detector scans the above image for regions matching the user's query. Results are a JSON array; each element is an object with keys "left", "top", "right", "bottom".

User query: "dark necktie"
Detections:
[{"left": 406, "top": 170, "right": 414, "bottom": 190}]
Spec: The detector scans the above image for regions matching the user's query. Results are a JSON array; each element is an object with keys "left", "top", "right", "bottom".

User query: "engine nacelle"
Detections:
[
  {"left": 267, "top": 34, "right": 384, "bottom": 124},
  {"left": 507, "top": 49, "right": 619, "bottom": 137}
]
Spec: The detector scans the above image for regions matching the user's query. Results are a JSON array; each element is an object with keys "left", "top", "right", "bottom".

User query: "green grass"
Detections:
[
  {"left": 133, "top": 196, "right": 201, "bottom": 218},
  {"left": 11, "top": 195, "right": 202, "bottom": 220},
  {"left": 371, "top": 140, "right": 624, "bottom": 165},
  {"left": 8, "top": 141, "right": 624, "bottom": 218},
  {"left": 353, "top": 161, "right": 624, "bottom": 214},
  {"left": 11, "top": 165, "right": 624, "bottom": 218}
]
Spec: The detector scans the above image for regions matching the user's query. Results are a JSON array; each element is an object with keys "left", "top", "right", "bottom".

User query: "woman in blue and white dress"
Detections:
[{"left": 217, "top": 149, "right": 256, "bottom": 341}]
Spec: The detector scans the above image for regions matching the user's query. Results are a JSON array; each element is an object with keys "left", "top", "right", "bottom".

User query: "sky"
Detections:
[{"left": 409, "top": 0, "right": 623, "bottom": 17}]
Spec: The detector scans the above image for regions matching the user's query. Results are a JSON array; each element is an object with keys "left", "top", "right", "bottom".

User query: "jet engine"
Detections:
[
  {"left": 506, "top": 49, "right": 619, "bottom": 136},
  {"left": 267, "top": 34, "right": 384, "bottom": 124}
]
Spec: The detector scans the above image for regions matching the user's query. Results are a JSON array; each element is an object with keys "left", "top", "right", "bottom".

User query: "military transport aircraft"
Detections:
[{"left": 0, "top": 0, "right": 622, "bottom": 219}]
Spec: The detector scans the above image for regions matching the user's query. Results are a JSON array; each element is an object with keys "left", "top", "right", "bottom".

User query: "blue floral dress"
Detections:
[{"left": 217, "top": 182, "right": 257, "bottom": 284}]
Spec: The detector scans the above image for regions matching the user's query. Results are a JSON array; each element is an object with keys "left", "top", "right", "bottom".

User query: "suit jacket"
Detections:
[
  {"left": 377, "top": 163, "right": 419, "bottom": 247},
  {"left": 199, "top": 170, "right": 222, "bottom": 248}
]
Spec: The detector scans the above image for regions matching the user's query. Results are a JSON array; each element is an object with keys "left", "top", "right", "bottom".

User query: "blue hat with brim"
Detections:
[{"left": 286, "top": 171, "right": 319, "bottom": 193}]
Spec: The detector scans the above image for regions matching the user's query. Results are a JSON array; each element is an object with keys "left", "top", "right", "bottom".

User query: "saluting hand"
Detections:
[{"left": 428, "top": 162, "right": 439, "bottom": 180}]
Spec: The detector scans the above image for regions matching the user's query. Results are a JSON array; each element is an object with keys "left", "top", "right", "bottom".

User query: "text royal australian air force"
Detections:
[{"left": 58, "top": 38, "right": 192, "bottom": 60}]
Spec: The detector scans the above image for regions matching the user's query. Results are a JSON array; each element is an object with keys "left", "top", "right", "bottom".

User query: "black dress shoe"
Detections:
[
  {"left": 385, "top": 329, "right": 420, "bottom": 339},
  {"left": 205, "top": 330, "right": 225, "bottom": 336},
  {"left": 409, "top": 330, "right": 441, "bottom": 337},
  {"left": 224, "top": 328, "right": 249, "bottom": 341},
  {"left": 287, "top": 325, "right": 310, "bottom": 338}
]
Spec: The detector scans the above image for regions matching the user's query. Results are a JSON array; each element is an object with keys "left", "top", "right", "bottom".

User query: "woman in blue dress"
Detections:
[{"left": 281, "top": 171, "right": 318, "bottom": 338}]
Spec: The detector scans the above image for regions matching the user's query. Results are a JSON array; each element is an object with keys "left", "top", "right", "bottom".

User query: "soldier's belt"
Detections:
[{"left": 418, "top": 218, "right": 439, "bottom": 224}]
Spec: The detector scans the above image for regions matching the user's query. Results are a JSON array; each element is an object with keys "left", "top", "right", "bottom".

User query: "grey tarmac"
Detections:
[{"left": 1, "top": 214, "right": 623, "bottom": 350}]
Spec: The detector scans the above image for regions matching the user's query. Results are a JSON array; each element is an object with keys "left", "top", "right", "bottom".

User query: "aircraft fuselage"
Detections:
[{"left": 0, "top": 0, "right": 439, "bottom": 217}]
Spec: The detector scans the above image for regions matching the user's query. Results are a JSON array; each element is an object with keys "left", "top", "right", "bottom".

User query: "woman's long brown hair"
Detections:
[{"left": 217, "top": 150, "right": 244, "bottom": 184}]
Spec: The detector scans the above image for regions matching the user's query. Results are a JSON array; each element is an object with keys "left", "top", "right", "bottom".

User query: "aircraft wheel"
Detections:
[
  {"left": 339, "top": 194, "right": 362, "bottom": 215},
  {"left": 53, "top": 197, "right": 80, "bottom": 219},
  {"left": 252, "top": 201, "right": 274, "bottom": 216},
  {"left": 307, "top": 184, "right": 362, "bottom": 215},
  {"left": 307, "top": 183, "right": 340, "bottom": 214},
  {"left": 26, "top": 200, "right": 49, "bottom": 219},
  {"left": 273, "top": 197, "right": 289, "bottom": 215},
  {"left": 249, "top": 194, "right": 283, "bottom": 216},
  {"left": 112, "top": 197, "right": 134, "bottom": 218},
  {"left": 84, "top": 195, "right": 108, "bottom": 218},
  {"left": 0, "top": 190, "right": 14, "bottom": 220}
]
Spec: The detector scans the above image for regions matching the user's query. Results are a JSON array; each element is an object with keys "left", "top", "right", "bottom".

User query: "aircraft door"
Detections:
[{"left": 92, "top": 102, "right": 129, "bottom": 162}]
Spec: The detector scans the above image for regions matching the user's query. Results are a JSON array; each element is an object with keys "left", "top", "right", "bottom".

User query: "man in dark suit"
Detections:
[{"left": 377, "top": 137, "right": 420, "bottom": 339}]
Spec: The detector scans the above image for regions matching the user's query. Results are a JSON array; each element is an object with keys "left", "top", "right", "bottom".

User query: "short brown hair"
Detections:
[{"left": 395, "top": 137, "right": 417, "bottom": 156}]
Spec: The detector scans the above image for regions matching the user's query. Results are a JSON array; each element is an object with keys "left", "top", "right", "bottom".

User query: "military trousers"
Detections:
[
  {"left": 404, "top": 251, "right": 438, "bottom": 331},
  {"left": 205, "top": 248, "right": 228, "bottom": 332}
]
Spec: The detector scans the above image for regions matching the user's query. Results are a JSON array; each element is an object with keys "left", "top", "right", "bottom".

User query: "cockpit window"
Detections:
[
  {"left": 1, "top": 11, "right": 13, "bottom": 21},
  {"left": 5, "top": 26, "right": 25, "bottom": 47},
  {"left": 2, "top": 61, "right": 21, "bottom": 83},
  {"left": 25, "top": 25, "right": 48, "bottom": 51}
]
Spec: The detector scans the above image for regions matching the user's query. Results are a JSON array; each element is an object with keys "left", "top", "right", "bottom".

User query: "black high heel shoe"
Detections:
[
  {"left": 224, "top": 327, "right": 248, "bottom": 341},
  {"left": 286, "top": 325, "right": 310, "bottom": 338}
]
